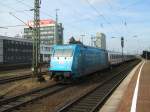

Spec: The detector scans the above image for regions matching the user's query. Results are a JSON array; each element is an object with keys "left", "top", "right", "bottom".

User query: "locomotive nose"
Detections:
[{"left": 50, "top": 57, "right": 73, "bottom": 71}]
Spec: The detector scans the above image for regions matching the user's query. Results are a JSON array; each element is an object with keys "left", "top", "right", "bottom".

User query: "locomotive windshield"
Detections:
[{"left": 53, "top": 49, "right": 73, "bottom": 57}]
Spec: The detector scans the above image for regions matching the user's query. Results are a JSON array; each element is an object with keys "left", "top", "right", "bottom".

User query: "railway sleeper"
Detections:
[
  {"left": 1, "top": 104, "right": 14, "bottom": 108},
  {"left": 82, "top": 97, "right": 101, "bottom": 101},
  {"left": 74, "top": 102, "right": 96, "bottom": 107},
  {"left": 76, "top": 101, "right": 97, "bottom": 106},
  {"left": 72, "top": 105, "right": 93, "bottom": 109},
  {"left": 88, "top": 92, "right": 103, "bottom": 96},
  {"left": 68, "top": 107, "right": 92, "bottom": 112},
  {"left": 79, "top": 100, "right": 98, "bottom": 104},
  {"left": 85, "top": 95, "right": 104, "bottom": 99}
]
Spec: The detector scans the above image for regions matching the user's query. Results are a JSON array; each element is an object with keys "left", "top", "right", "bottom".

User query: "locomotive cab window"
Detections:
[
  {"left": 53, "top": 49, "right": 63, "bottom": 57},
  {"left": 63, "top": 49, "right": 73, "bottom": 57},
  {"left": 53, "top": 49, "right": 73, "bottom": 57}
]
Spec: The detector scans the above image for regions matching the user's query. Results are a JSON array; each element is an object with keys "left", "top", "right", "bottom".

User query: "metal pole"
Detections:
[
  {"left": 32, "top": 28, "right": 35, "bottom": 76},
  {"left": 54, "top": 9, "right": 59, "bottom": 45},
  {"left": 122, "top": 46, "right": 123, "bottom": 60},
  {"left": 33, "top": 0, "right": 44, "bottom": 81}
]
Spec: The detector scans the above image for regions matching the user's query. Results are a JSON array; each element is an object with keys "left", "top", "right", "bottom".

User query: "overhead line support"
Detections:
[{"left": 32, "top": 0, "right": 44, "bottom": 81}]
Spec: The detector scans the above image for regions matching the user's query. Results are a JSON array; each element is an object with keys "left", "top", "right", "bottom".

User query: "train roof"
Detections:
[
  {"left": 52, "top": 44, "right": 107, "bottom": 51},
  {"left": 107, "top": 50, "right": 122, "bottom": 54},
  {"left": 107, "top": 50, "right": 135, "bottom": 56},
  {"left": 52, "top": 44, "right": 78, "bottom": 49}
]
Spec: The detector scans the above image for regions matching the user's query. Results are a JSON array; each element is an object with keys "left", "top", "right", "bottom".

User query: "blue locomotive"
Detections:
[
  {"left": 48, "top": 44, "right": 135, "bottom": 81},
  {"left": 49, "top": 44, "right": 109, "bottom": 81}
]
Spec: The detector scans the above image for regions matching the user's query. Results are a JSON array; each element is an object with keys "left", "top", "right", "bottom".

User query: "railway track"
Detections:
[
  {"left": 57, "top": 61, "right": 138, "bottom": 112},
  {"left": 0, "top": 83, "right": 69, "bottom": 112},
  {"left": 0, "top": 72, "right": 46, "bottom": 84}
]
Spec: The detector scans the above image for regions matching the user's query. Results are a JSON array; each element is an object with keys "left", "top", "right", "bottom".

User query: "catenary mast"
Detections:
[{"left": 32, "top": 0, "right": 44, "bottom": 81}]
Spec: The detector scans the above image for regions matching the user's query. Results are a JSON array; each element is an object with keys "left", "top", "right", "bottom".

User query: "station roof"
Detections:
[{"left": 0, "top": 36, "right": 32, "bottom": 42}]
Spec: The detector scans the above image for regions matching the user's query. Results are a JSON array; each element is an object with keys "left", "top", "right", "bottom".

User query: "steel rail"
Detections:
[
  {"left": 0, "top": 83, "right": 69, "bottom": 112},
  {"left": 0, "top": 72, "right": 46, "bottom": 84},
  {"left": 57, "top": 61, "right": 139, "bottom": 112}
]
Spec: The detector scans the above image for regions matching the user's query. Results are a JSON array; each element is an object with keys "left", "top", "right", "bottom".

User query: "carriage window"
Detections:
[{"left": 53, "top": 49, "right": 73, "bottom": 57}]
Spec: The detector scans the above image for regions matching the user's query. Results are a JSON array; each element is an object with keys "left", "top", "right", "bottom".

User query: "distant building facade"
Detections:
[
  {"left": 40, "top": 44, "right": 53, "bottom": 62},
  {"left": 24, "top": 19, "right": 63, "bottom": 45},
  {"left": 24, "top": 19, "right": 64, "bottom": 62},
  {"left": 0, "top": 36, "right": 32, "bottom": 64},
  {"left": 95, "top": 32, "right": 106, "bottom": 50}
]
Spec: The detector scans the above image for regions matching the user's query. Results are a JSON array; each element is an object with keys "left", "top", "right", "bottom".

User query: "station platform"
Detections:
[{"left": 99, "top": 60, "right": 150, "bottom": 112}]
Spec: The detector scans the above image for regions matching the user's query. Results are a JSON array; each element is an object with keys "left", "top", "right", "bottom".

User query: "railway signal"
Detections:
[
  {"left": 121, "top": 37, "right": 124, "bottom": 61},
  {"left": 121, "top": 37, "right": 124, "bottom": 48},
  {"left": 112, "top": 36, "right": 125, "bottom": 61}
]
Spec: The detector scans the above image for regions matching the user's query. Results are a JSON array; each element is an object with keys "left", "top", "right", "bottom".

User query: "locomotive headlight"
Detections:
[{"left": 31, "top": 67, "right": 34, "bottom": 71}]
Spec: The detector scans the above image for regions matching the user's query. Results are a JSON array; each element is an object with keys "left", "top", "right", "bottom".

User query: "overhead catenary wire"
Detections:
[
  {"left": 0, "top": 10, "right": 32, "bottom": 14},
  {"left": 86, "top": 0, "right": 110, "bottom": 25},
  {"left": 118, "top": 0, "right": 144, "bottom": 38},
  {"left": 0, "top": 1, "right": 33, "bottom": 29},
  {"left": 105, "top": 0, "right": 130, "bottom": 36},
  {"left": 0, "top": 1, "right": 33, "bottom": 30},
  {"left": 120, "top": 0, "right": 143, "bottom": 10},
  {"left": 0, "top": 1, "right": 33, "bottom": 17},
  {"left": 0, "top": 25, "right": 26, "bottom": 28},
  {"left": 57, "top": 0, "right": 102, "bottom": 34},
  {"left": 14, "top": 0, "right": 82, "bottom": 39},
  {"left": 9, "top": 12, "right": 32, "bottom": 28},
  {"left": 59, "top": 0, "right": 104, "bottom": 28},
  {"left": 41, "top": 0, "right": 93, "bottom": 36},
  {"left": 15, "top": 0, "right": 34, "bottom": 9},
  {"left": 85, "top": 0, "right": 119, "bottom": 33},
  {"left": 105, "top": 0, "right": 143, "bottom": 37},
  {"left": 105, "top": 0, "right": 125, "bottom": 24},
  {"left": 55, "top": 0, "right": 105, "bottom": 39},
  {"left": 15, "top": 0, "right": 54, "bottom": 19}
]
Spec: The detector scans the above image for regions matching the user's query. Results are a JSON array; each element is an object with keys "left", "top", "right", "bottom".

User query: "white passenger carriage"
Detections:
[{"left": 108, "top": 51, "right": 135, "bottom": 65}]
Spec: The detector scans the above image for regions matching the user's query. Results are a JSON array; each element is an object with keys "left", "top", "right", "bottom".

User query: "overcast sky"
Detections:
[{"left": 0, "top": 0, "right": 150, "bottom": 54}]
